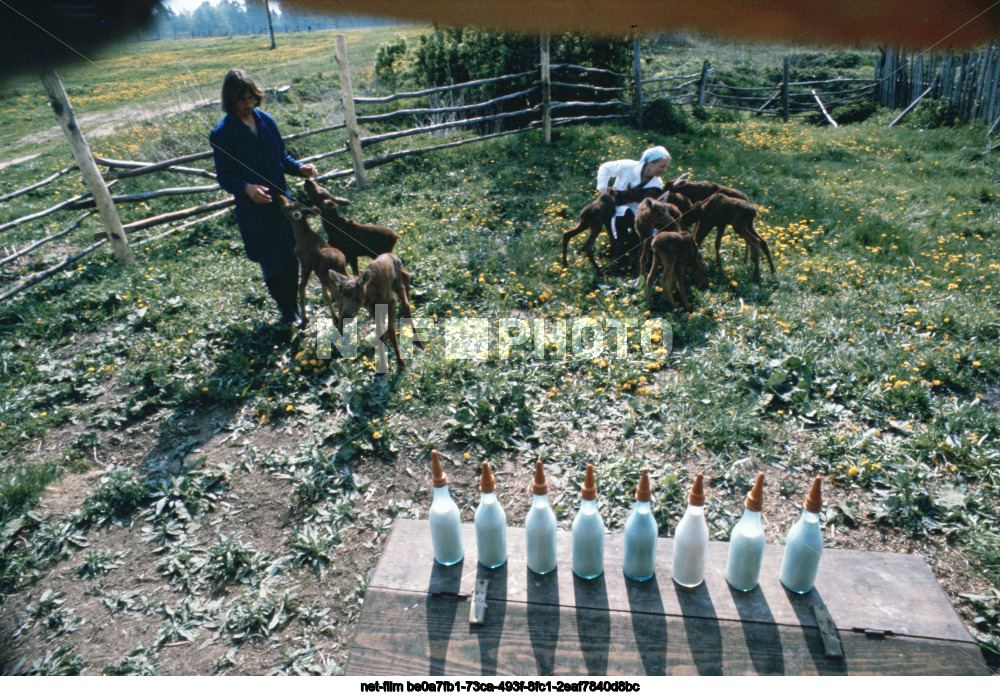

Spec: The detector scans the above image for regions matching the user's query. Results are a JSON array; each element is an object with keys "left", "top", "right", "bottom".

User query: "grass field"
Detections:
[{"left": 1, "top": 28, "right": 999, "bottom": 675}]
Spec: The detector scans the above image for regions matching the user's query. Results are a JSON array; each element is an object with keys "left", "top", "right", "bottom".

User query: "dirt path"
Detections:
[{"left": 1, "top": 95, "right": 218, "bottom": 166}]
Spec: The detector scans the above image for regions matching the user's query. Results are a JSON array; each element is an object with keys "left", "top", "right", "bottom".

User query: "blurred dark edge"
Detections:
[
  {"left": 1, "top": 0, "right": 999, "bottom": 84},
  {"left": 0, "top": 1, "right": 159, "bottom": 82}
]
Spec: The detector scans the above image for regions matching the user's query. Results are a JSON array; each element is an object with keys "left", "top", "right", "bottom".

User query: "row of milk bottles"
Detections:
[{"left": 428, "top": 450, "right": 825, "bottom": 593}]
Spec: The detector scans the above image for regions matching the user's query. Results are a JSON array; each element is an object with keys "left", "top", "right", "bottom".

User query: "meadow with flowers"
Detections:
[{"left": 1, "top": 28, "right": 999, "bottom": 674}]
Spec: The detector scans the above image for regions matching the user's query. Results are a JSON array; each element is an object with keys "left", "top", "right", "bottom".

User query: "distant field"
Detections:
[{"left": 0, "top": 24, "right": 430, "bottom": 162}]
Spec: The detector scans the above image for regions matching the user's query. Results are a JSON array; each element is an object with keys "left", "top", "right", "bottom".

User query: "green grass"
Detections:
[
  {"left": 2, "top": 29, "right": 1000, "bottom": 671},
  {"left": 0, "top": 24, "right": 430, "bottom": 159}
]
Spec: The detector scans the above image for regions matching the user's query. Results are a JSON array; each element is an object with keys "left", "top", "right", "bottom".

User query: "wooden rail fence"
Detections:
[
  {"left": 876, "top": 45, "right": 1000, "bottom": 129},
  {"left": 3, "top": 36, "right": 999, "bottom": 301}
]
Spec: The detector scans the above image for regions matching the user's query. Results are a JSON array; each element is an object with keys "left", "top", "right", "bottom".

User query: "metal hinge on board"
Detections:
[{"left": 851, "top": 627, "right": 896, "bottom": 639}]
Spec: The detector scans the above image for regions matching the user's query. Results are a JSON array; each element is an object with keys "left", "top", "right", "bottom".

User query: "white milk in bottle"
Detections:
[
  {"left": 428, "top": 450, "right": 463, "bottom": 566},
  {"left": 571, "top": 464, "right": 604, "bottom": 579},
  {"left": 726, "top": 473, "right": 766, "bottom": 591},
  {"left": 474, "top": 461, "right": 507, "bottom": 568},
  {"left": 671, "top": 473, "right": 708, "bottom": 588}
]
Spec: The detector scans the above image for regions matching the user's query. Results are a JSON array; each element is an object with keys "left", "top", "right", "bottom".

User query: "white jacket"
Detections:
[{"left": 596, "top": 159, "right": 665, "bottom": 218}]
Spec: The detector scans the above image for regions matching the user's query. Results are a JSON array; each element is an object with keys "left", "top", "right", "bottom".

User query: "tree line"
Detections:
[{"left": 146, "top": 1, "right": 403, "bottom": 40}]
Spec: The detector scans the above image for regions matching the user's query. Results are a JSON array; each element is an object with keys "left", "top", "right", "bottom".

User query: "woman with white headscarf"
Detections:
[{"left": 595, "top": 145, "right": 671, "bottom": 249}]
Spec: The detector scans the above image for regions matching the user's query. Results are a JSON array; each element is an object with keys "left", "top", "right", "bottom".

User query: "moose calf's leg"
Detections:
[
  {"left": 396, "top": 269, "right": 424, "bottom": 350},
  {"left": 661, "top": 261, "right": 680, "bottom": 312},
  {"left": 637, "top": 238, "right": 651, "bottom": 285},
  {"left": 582, "top": 224, "right": 604, "bottom": 276},
  {"left": 645, "top": 252, "right": 662, "bottom": 305},
  {"left": 562, "top": 220, "right": 588, "bottom": 267},
  {"left": 298, "top": 269, "right": 312, "bottom": 329},
  {"left": 754, "top": 225, "right": 776, "bottom": 275},
  {"left": 371, "top": 302, "right": 390, "bottom": 373},
  {"left": 320, "top": 282, "right": 340, "bottom": 328},
  {"left": 675, "top": 270, "right": 692, "bottom": 313},
  {"left": 387, "top": 300, "right": 405, "bottom": 368},
  {"left": 714, "top": 225, "right": 726, "bottom": 265}
]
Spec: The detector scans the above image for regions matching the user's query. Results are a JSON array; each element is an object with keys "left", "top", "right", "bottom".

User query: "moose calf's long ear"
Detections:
[
  {"left": 332, "top": 197, "right": 352, "bottom": 207},
  {"left": 330, "top": 270, "right": 350, "bottom": 288}
]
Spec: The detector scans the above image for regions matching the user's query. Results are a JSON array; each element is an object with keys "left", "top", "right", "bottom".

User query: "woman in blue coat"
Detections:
[{"left": 210, "top": 69, "right": 318, "bottom": 325}]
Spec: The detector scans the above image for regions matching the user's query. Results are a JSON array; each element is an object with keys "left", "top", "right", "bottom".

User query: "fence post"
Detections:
[
  {"left": 541, "top": 34, "right": 551, "bottom": 143},
  {"left": 334, "top": 34, "right": 367, "bottom": 189},
  {"left": 40, "top": 68, "right": 134, "bottom": 266},
  {"left": 782, "top": 57, "right": 790, "bottom": 122},
  {"left": 634, "top": 36, "right": 643, "bottom": 127},
  {"left": 697, "top": 60, "right": 709, "bottom": 107}
]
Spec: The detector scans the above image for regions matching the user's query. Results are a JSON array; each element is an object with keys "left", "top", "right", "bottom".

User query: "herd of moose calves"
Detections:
[
  {"left": 277, "top": 173, "right": 776, "bottom": 372},
  {"left": 562, "top": 173, "right": 776, "bottom": 312}
]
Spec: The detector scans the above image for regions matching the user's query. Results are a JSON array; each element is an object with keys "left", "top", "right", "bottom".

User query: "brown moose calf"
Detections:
[
  {"left": 561, "top": 185, "right": 662, "bottom": 276},
  {"left": 645, "top": 230, "right": 710, "bottom": 312},
  {"left": 303, "top": 178, "right": 401, "bottom": 276},
  {"left": 634, "top": 197, "right": 683, "bottom": 284},
  {"left": 278, "top": 195, "right": 348, "bottom": 330},
  {"left": 689, "top": 194, "right": 776, "bottom": 282},
  {"left": 668, "top": 177, "right": 750, "bottom": 207},
  {"left": 331, "top": 253, "right": 423, "bottom": 373}
]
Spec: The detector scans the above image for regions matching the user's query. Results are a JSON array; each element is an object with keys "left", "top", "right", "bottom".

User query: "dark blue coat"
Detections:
[{"left": 210, "top": 109, "right": 304, "bottom": 266}]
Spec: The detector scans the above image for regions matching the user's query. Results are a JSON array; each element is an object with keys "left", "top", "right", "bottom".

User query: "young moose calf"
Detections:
[
  {"left": 277, "top": 195, "right": 348, "bottom": 330},
  {"left": 303, "top": 178, "right": 401, "bottom": 276},
  {"left": 634, "top": 197, "right": 684, "bottom": 284},
  {"left": 331, "top": 253, "right": 423, "bottom": 373},
  {"left": 689, "top": 194, "right": 776, "bottom": 282},
  {"left": 645, "top": 230, "right": 710, "bottom": 313},
  {"left": 561, "top": 185, "right": 660, "bottom": 276}
]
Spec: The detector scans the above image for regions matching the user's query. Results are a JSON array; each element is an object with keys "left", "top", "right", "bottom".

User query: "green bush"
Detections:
[
  {"left": 912, "top": 98, "right": 961, "bottom": 128},
  {"left": 805, "top": 100, "right": 878, "bottom": 126},
  {"left": 404, "top": 28, "right": 632, "bottom": 131},
  {"left": 644, "top": 98, "right": 693, "bottom": 134},
  {"left": 831, "top": 100, "right": 878, "bottom": 124},
  {"left": 374, "top": 35, "right": 409, "bottom": 93}
]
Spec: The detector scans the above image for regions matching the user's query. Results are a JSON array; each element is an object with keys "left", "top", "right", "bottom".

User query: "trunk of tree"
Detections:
[{"left": 265, "top": 0, "right": 276, "bottom": 49}]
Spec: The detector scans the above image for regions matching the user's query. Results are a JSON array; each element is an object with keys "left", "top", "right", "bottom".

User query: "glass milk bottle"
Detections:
[
  {"left": 572, "top": 464, "right": 605, "bottom": 579},
  {"left": 671, "top": 473, "right": 709, "bottom": 587},
  {"left": 428, "top": 450, "right": 463, "bottom": 566},
  {"left": 726, "top": 473, "right": 766, "bottom": 591},
  {"left": 525, "top": 460, "right": 557, "bottom": 575},
  {"left": 474, "top": 461, "right": 507, "bottom": 568},
  {"left": 779, "top": 477, "right": 824, "bottom": 593},
  {"left": 623, "top": 468, "right": 658, "bottom": 582}
]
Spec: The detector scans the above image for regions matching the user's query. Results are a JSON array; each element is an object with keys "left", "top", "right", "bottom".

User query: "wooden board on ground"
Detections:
[{"left": 346, "top": 518, "right": 988, "bottom": 676}]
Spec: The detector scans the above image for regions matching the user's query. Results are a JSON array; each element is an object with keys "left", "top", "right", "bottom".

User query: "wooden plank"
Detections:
[
  {"left": 811, "top": 89, "right": 838, "bottom": 127},
  {"left": 368, "top": 520, "right": 977, "bottom": 644},
  {"left": 346, "top": 588, "right": 988, "bottom": 676},
  {"left": 888, "top": 79, "right": 938, "bottom": 128},
  {"left": 353, "top": 71, "right": 536, "bottom": 104}
]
